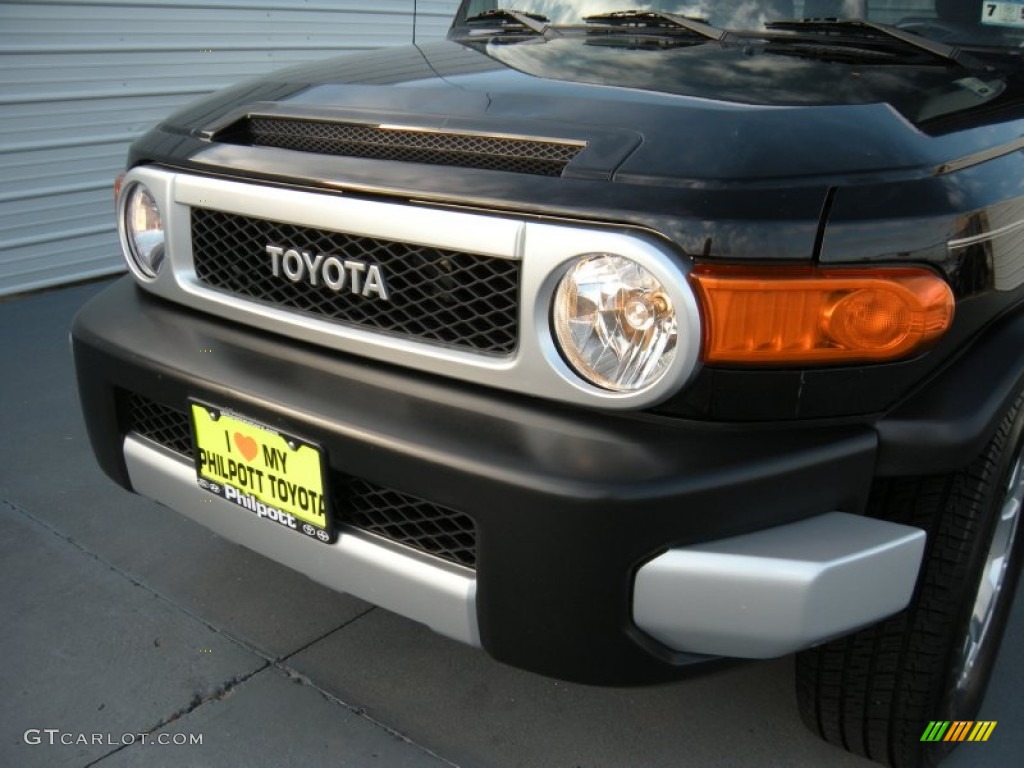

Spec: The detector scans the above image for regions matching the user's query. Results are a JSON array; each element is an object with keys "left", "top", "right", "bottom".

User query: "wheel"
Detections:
[{"left": 795, "top": 392, "right": 1024, "bottom": 767}]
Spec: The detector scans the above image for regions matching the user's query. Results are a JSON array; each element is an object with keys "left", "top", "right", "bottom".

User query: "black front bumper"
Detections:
[{"left": 73, "top": 278, "right": 882, "bottom": 684}]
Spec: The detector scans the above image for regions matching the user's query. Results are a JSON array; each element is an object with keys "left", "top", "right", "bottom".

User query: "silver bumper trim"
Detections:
[
  {"left": 123, "top": 434, "right": 480, "bottom": 646},
  {"left": 632, "top": 512, "right": 926, "bottom": 658}
]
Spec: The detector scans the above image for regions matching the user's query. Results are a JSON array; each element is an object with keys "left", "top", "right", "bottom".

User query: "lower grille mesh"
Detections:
[
  {"left": 125, "top": 394, "right": 194, "bottom": 457},
  {"left": 342, "top": 479, "right": 477, "bottom": 568},
  {"left": 124, "top": 393, "right": 478, "bottom": 568}
]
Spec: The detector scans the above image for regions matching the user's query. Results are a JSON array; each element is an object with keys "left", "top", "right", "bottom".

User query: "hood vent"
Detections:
[{"left": 218, "top": 116, "right": 585, "bottom": 177}]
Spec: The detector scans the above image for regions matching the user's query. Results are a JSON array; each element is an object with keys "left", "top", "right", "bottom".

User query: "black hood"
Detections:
[
  {"left": 133, "top": 36, "right": 1024, "bottom": 262},
  {"left": 156, "top": 35, "right": 1024, "bottom": 185}
]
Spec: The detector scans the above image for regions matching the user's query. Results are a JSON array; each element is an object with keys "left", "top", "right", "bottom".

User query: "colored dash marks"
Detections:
[{"left": 920, "top": 720, "right": 997, "bottom": 742}]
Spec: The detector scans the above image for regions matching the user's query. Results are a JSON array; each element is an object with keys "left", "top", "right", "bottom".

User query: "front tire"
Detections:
[{"left": 795, "top": 392, "right": 1024, "bottom": 767}]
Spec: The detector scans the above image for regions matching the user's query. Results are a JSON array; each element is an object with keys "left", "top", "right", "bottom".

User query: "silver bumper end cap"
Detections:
[{"left": 632, "top": 511, "right": 926, "bottom": 658}]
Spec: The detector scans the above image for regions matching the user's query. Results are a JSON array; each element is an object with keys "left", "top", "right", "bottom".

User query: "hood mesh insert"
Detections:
[{"left": 221, "top": 117, "right": 584, "bottom": 176}]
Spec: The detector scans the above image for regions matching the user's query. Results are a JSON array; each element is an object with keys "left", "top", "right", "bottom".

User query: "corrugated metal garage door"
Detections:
[{"left": 0, "top": 0, "right": 457, "bottom": 296}]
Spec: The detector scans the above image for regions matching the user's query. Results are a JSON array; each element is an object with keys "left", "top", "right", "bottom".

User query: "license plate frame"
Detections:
[{"left": 189, "top": 400, "right": 333, "bottom": 544}]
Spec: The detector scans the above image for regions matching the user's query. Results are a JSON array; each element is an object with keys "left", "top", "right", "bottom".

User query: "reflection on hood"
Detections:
[
  {"left": 473, "top": 35, "right": 1009, "bottom": 124},
  {"left": 493, "top": 0, "right": 796, "bottom": 28}
]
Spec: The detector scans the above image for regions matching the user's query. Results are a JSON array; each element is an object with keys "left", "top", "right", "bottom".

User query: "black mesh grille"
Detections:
[
  {"left": 191, "top": 208, "right": 519, "bottom": 355},
  {"left": 223, "top": 117, "right": 583, "bottom": 177},
  {"left": 341, "top": 479, "right": 477, "bottom": 568},
  {"left": 123, "top": 394, "right": 478, "bottom": 568},
  {"left": 125, "top": 393, "right": 194, "bottom": 456}
]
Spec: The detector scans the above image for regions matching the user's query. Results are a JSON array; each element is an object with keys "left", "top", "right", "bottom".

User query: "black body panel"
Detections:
[
  {"left": 118, "top": 36, "right": 1024, "bottom": 422},
  {"left": 72, "top": 279, "right": 1024, "bottom": 682},
  {"left": 73, "top": 13, "right": 1024, "bottom": 684},
  {"left": 73, "top": 279, "right": 879, "bottom": 683},
  {"left": 127, "top": 38, "right": 1024, "bottom": 272}
]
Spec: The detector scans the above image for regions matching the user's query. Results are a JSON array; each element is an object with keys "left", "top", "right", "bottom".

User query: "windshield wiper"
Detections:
[
  {"left": 464, "top": 8, "right": 556, "bottom": 37},
  {"left": 766, "top": 19, "right": 989, "bottom": 71},
  {"left": 584, "top": 10, "right": 735, "bottom": 43}
]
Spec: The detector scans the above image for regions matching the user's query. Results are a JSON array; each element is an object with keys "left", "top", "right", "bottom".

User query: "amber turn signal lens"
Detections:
[{"left": 691, "top": 266, "right": 954, "bottom": 364}]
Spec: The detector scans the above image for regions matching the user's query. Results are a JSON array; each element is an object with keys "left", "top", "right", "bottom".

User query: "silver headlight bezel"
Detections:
[{"left": 532, "top": 234, "right": 702, "bottom": 404}]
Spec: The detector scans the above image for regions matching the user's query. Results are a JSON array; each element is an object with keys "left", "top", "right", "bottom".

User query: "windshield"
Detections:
[{"left": 454, "top": 1, "right": 1024, "bottom": 48}]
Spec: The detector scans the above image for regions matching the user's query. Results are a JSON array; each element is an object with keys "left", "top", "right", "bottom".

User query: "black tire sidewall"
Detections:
[
  {"left": 794, "top": 394, "right": 1024, "bottom": 768},
  {"left": 935, "top": 394, "right": 1024, "bottom": 727}
]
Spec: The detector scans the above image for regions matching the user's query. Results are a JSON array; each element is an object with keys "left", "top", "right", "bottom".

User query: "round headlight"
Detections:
[
  {"left": 122, "top": 183, "right": 165, "bottom": 278},
  {"left": 552, "top": 254, "right": 678, "bottom": 392}
]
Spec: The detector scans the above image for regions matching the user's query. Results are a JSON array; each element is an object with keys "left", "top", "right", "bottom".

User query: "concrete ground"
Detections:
[{"left": 1, "top": 278, "right": 1020, "bottom": 768}]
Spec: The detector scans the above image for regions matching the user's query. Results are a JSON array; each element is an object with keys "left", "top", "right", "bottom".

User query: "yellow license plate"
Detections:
[{"left": 190, "top": 402, "right": 332, "bottom": 544}]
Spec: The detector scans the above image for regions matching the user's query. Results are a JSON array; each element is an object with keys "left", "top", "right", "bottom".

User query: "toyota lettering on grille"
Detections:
[{"left": 266, "top": 244, "right": 389, "bottom": 301}]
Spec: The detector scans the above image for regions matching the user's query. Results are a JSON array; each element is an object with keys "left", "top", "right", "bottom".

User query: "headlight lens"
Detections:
[
  {"left": 552, "top": 254, "right": 678, "bottom": 392},
  {"left": 123, "top": 183, "right": 165, "bottom": 278}
]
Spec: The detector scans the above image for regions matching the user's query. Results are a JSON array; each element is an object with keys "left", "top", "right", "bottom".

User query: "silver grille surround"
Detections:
[{"left": 120, "top": 166, "right": 702, "bottom": 410}]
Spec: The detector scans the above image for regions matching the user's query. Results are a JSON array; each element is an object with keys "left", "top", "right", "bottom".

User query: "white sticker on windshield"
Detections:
[
  {"left": 955, "top": 77, "right": 1001, "bottom": 99},
  {"left": 981, "top": 1, "right": 1024, "bottom": 27}
]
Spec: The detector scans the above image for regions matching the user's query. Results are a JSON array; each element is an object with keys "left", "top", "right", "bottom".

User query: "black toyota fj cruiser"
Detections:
[{"left": 72, "top": 1, "right": 1024, "bottom": 764}]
